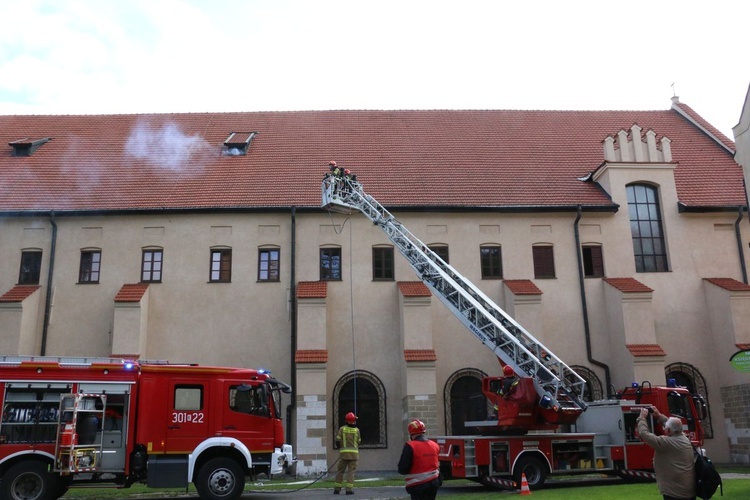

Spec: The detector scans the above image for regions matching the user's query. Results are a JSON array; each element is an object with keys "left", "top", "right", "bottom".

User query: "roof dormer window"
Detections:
[
  {"left": 9, "top": 137, "right": 51, "bottom": 156},
  {"left": 222, "top": 132, "right": 257, "bottom": 156}
]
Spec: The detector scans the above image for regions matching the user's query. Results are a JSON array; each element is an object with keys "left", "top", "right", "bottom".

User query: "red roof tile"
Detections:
[
  {"left": 704, "top": 277, "right": 750, "bottom": 292},
  {"left": 297, "top": 281, "right": 327, "bottom": 298},
  {"left": 109, "top": 353, "right": 141, "bottom": 360},
  {"left": 627, "top": 344, "right": 667, "bottom": 357},
  {"left": 0, "top": 285, "right": 41, "bottom": 302},
  {"left": 504, "top": 279, "right": 542, "bottom": 295},
  {"left": 736, "top": 344, "right": 750, "bottom": 351},
  {"left": 404, "top": 349, "right": 437, "bottom": 362},
  {"left": 114, "top": 283, "right": 149, "bottom": 302},
  {"left": 398, "top": 281, "right": 431, "bottom": 297},
  {"left": 295, "top": 349, "right": 328, "bottom": 363},
  {"left": 0, "top": 107, "right": 742, "bottom": 212},
  {"left": 603, "top": 277, "right": 654, "bottom": 293}
]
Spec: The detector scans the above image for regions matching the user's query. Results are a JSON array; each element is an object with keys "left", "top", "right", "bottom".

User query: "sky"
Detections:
[{"left": 1, "top": 0, "right": 749, "bottom": 139}]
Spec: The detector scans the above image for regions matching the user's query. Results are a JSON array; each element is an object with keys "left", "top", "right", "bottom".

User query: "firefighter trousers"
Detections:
[{"left": 334, "top": 458, "right": 358, "bottom": 491}]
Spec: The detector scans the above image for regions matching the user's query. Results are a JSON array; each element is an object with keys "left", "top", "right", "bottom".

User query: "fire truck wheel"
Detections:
[
  {"left": 0, "top": 461, "right": 60, "bottom": 500},
  {"left": 195, "top": 457, "right": 246, "bottom": 500},
  {"left": 513, "top": 456, "right": 547, "bottom": 490}
]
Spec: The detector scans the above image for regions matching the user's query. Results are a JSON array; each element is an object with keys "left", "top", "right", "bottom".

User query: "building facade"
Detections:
[{"left": 1, "top": 99, "right": 749, "bottom": 473}]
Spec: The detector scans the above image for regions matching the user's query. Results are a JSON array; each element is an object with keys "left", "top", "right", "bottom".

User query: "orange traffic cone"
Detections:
[{"left": 519, "top": 472, "right": 532, "bottom": 495}]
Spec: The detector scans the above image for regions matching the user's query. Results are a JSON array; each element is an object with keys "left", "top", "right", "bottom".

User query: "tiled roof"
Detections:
[
  {"left": 627, "top": 344, "right": 667, "bottom": 357},
  {"left": 398, "top": 281, "right": 431, "bottom": 297},
  {"left": 0, "top": 285, "right": 41, "bottom": 302},
  {"left": 114, "top": 283, "right": 149, "bottom": 302},
  {"left": 404, "top": 349, "right": 437, "bottom": 362},
  {"left": 295, "top": 349, "right": 328, "bottom": 363},
  {"left": 603, "top": 277, "right": 654, "bottom": 293},
  {"left": 110, "top": 353, "right": 141, "bottom": 360},
  {"left": 704, "top": 277, "right": 750, "bottom": 292},
  {"left": 503, "top": 279, "right": 542, "bottom": 295},
  {"left": 736, "top": 344, "right": 750, "bottom": 351},
  {"left": 0, "top": 107, "right": 742, "bottom": 212},
  {"left": 297, "top": 281, "right": 327, "bottom": 298}
]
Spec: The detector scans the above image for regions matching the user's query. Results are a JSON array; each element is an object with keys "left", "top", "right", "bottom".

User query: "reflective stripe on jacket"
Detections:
[
  {"left": 404, "top": 439, "right": 440, "bottom": 487},
  {"left": 337, "top": 425, "right": 361, "bottom": 455}
]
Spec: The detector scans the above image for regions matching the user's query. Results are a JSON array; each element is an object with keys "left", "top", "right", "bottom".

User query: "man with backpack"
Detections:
[{"left": 637, "top": 406, "right": 696, "bottom": 500}]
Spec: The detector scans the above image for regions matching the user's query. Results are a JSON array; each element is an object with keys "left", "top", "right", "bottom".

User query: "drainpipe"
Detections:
[
  {"left": 286, "top": 206, "right": 297, "bottom": 445},
  {"left": 574, "top": 206, "right": 612, "bottom": 397},
  {"left": 734, "top": 206, "right": 748, "bottom": 284},
  {"left": 40, "top": 212, "right": 57, "bottom": 356}
]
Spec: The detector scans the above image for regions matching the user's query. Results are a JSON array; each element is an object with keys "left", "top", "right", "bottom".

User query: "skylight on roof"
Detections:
[
  {"left": 222, "top": 132, "right": 257, "bottom": 156},
  {"left": 9, "top": 137, "right": 52, "bottom": 156}
]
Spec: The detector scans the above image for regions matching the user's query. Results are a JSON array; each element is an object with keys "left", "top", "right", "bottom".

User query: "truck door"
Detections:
[
  {"left": 165, "top": 381, "right": 209, "bottom": 453},
  {"left": 220, "top": 382, "right": 276, "bottom": 453}
]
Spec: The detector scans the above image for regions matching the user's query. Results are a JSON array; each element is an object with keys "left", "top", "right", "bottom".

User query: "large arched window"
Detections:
[
  {"left": 332, "top": 371, "right": 386, "bottom": 448},
  {"left": 626, "top": 184, "right": 668, "bottom": 272},
  {"left": 569, "top": 365, "right": 603, "bottom": 402},
  {"left": 444, "top": 368, "right": 489, "bottom": 435},
  {"left": 665, "top": 362, "right": 713, "bottom": 438}
]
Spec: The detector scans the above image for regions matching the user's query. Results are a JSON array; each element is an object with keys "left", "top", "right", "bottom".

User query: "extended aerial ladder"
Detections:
[{"left": 322, "top": 174, "right": 588, "bottom": 425}]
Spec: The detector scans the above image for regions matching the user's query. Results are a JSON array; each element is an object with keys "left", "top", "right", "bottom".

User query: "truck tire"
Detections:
[
  {"left": 513, "top": 455, "right": 547, "bottom": 490},
  {"left": 0, "top": 461, "right": 61, "bottom": 500},
  {"left": 195, "top": 457, "right": 245, "bottom": 500}
]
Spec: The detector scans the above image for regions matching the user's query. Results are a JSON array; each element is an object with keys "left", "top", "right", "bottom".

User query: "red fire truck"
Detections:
[
  {"left": 0, "top": 356, "right": 295, "bottom": 500},
  {"left": 322, "top": 173, "right": 708, "bottom": 490}
]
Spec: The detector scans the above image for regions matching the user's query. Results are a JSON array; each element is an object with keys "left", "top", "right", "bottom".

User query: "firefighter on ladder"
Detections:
[{"left": 334, "top": 411, "right": 361, "bottom": 495}]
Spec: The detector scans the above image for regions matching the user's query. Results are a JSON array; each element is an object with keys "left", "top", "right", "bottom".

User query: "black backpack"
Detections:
[{"left": 694, "top": 448, "right": 723, "bottom": 499}]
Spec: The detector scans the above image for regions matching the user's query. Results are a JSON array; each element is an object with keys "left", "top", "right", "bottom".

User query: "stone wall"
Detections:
[{"left": 720, "top": 384, "right": 750, "bottom": 464}]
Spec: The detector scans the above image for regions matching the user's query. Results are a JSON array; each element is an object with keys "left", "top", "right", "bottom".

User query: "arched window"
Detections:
[
  {"left": 332, "top": 371, "right": 386, "bottom": 448},
  {"left": 626, "top": 184, "right": 668, "bottom": 272},
  {"left": 665, "top": 362, "right": 713, "bottom": 438},
  {"left": 443, "top": 368, "right": 489, "bottom": 435},
  {"left": 569, "top": 365, "right": 603, "bottom": 402}
]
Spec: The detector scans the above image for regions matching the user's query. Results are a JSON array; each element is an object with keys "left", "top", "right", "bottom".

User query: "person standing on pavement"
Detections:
[
  {"left": 334, "top": 411, "right": 361, "bottom": 495},
  {"left": 398, "top": 419, "right": 442, "bottom": 500},
  {"left": 636, "top": 406, "right": 696, "bottom": 500}
]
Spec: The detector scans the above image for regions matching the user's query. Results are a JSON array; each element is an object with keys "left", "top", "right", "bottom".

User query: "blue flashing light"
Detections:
[
  {"left": 631, "top": 382, "right": 639, "bottom": 388},
  {"left": 124, "top": 362, "right": 135, "bottom": 370},
  {"left": 539, "top": 394, "right": 552, "bottom": 409},
  {"left": 667, "top": 378, "right": 677, "bottom": 387},
  {"left": 258, "top": 368, "right": 270, "bottom": 375}
]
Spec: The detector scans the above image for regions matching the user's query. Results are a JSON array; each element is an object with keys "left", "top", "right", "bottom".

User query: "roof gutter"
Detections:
[
  {"left": 574, "top": 205, "right": 612, "bottom": 397},
  {"left": 40, "top": 212, "right": 57, "bottom": 355}
]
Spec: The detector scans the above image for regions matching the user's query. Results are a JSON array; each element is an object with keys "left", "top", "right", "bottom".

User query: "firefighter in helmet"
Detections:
[
  {"left": 499, "top": 364, "right": 519, "bottom": 398},
  {"left": 334, "top": 411, "right": 361, "bottom": 495},
  {"left": 398, "top": 419, "right": 442, "bottom": 499}
]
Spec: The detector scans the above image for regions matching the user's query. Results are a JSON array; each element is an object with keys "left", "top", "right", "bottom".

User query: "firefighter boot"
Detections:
[{"left": 333, "top": 487, "right": 341, "bottom": 494}]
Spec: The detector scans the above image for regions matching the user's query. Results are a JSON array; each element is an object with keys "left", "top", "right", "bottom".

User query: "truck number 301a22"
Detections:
[{"left": 171, "top": 412, "right": 204, "bottom": 424}]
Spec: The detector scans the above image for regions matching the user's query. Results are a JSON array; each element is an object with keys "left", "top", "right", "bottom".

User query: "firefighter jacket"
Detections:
[
  {"left": 336, "top": 424, "right": 361, "bottom": 460},
  {"left": 399, "top": 437, "right": 440, "bottom": 489}
]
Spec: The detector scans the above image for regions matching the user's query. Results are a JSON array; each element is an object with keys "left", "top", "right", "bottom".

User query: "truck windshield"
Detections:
[
  {"left": 229, "top": 384, "right": 270, "bottom": 417},
  {"left": 666, "top": 390, "right": 693, "bottom": 419}
]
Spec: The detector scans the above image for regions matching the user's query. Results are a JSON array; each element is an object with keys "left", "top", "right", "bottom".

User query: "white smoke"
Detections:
[{"left": 125, "top": 121, "right": 211, "bottom": 170}]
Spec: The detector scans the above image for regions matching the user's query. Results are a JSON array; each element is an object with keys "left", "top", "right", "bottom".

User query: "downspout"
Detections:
[
  {"left": 40, "top": 212, "right": 57, "bottom": 356},
  {"left": 574, "top": 206, "right": 612, "bottom": 397},
  {"left": 734, "top": 206, "right": 748, "bottom": 284},
  {"left": 286, "top": 206, "right": 297, "bottom": 445}
]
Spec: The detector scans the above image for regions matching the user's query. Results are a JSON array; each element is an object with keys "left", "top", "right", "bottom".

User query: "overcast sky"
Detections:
[{"left": 1, "top": 0, "right": 748, "bottom": 138}]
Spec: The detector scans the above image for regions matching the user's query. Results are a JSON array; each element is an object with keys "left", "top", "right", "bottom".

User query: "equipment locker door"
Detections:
[{"left": 165, "top": 381, "right": 210, "bottom": 453}]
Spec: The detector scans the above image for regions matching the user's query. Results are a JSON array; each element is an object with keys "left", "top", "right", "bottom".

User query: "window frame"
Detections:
[
  {"left": 627, "top": 183, "right": 669, "bottom": 273},
  {"left": 320, "top": 247, "right": 342, "bottom": 281},
  {"left": 428, "top": 244, "right": 450, "bottom": 264},
  {"left": 480, "top": 245, "right": 503, "bottom": 279},
  {"left": 258, "top": 247, "right": 281, "bottom": 282},
  {"left": 581, "top": 245, "right": 604, "bottom": 278},
  {"left": 78, "top": 249, "right": 102, "bottom": 284},
  {"left": 332, "top": 370, "right": 387, "bottom": 448},
  {"left": 141, "top": 248, "right": 163, "bottom": 283},
  {"left": 209, "top": 248, "right": 232, "bottom": 283},
  {"left": 532, "top": 245, "right": 556, "bottom": 279},
  {"left": 19, "top": 250, "right": 43, "bottom": 285},
  {"left": 372, "top": 246, "right": 395, "bottom": 281}
]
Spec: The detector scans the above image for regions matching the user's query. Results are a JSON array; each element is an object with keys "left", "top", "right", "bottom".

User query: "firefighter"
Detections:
[
  {"left": 334, "top": 411, "right": 361, "bottom": 495},
  {"left": 499, "top": 364, "right": 519, "bottom": 397},
  {"left": 398, "top": 419, "right": 442, "bottom": 500}
]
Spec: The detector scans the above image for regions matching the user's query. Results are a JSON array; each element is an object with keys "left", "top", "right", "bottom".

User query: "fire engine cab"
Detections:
[{"left": 0, "top": 356, "right": 294, "bottom": 500}]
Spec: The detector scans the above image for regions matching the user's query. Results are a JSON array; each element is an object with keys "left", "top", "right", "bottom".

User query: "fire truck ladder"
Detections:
[{"left": 322, "top": 175, "right": 587, "bottom": 413}]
